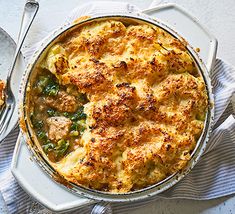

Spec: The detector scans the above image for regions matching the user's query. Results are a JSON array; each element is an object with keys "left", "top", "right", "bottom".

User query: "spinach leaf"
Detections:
[
  {"left": 30, "top": 113, "right": 44, "bottom": 129},
  {"left": 43, "top": 81, "right": 59, "bottom": 96},
  {"left": 35, "top": 74, "right": 59, "bottom": 96},
  {"left": 37, "top": 131, "right": 47, "bottom": 140},
  {"left": 79, "top": 126, "right": 86, "bottom": 133},
  {"left": 70, "top": 121, "right": 86, "bottom": 134},
  {"left": 70, "top": 122, "right": 79, "bottom": 131},
  {"left": 42, "top": 142, "right": 55, "bottom": 153},
  {"left": 35, "top": 120, "right": 44, "bottom": 129},
  {"left": 56, "top": 139, "right": 69, "bottom": 157},
  {"left": 63, "top": 112, "right": 69, "bottom": 117},
  {"left": 47, "top": 108, "right": 56, "bottom": 117},
  {"left": 70, "top": 106, "right": 87, "bottom": 121}
]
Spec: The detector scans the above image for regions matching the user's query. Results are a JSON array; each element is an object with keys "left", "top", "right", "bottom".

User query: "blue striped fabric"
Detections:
[{"left": 1, "top": 2, "right": 235, "bottom": 213}]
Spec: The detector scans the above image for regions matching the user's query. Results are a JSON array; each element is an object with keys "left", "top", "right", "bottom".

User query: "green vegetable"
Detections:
[
  {"left": 64, "top": 107, "right": 87, "bottom": 122},
  {"left": 79, "top": 126, "right": 86, "bottom": 133},
  {"left": 35, "top": 74, "right": 60, "bottom": 97},
  {"left": 37, "top": 131, "right": 47, "bottom": 140},
  {"left": 63, "top": 112, "right": 69, "bottom": 117},
  {"left": 30, "top": 112, "right": 44, "bottom": 129},
  {"left": 70, "top": 106, "right": 87, "bottom": 121},
  {"left": 79, "top": 112, "right": 86, "bottom": 120},
  {"left": 70, "top": 122, "right": 79, "bottom": 131},
  {"left": 42, "top": 142, "right": 55, "bottom": 153},
  {"left": 36, "top": 76, "right": 50, "bottom": 93},
  {"left": 44, "top": 82, "right": 59, "bottom": 96},
  {"left": 56, "top": 139, "right": 69, "bottom": 157},
  {"left": 70, "top": 130, "right": 79, "bottom": 137},
  {"left": 35, "top": 120, "right": 44, "bottom": 129},
  {"left": 47, "top": 108, "right": 56, "bottom": 116},
  {"left": 32, "top": 119, "right": 44, "bottom": 129},
  {"left": 70, "top": 121, "right": 86, "bottom": 134}
]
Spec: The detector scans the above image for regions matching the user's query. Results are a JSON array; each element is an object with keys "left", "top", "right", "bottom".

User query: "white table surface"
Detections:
[{"left": 0, "top": 0, "right": 235, "bottom": 213}]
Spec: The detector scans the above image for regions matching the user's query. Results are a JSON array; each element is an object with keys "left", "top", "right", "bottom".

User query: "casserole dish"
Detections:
[{"left": 19, "top": 10, "right": 215, "bottom": 202}]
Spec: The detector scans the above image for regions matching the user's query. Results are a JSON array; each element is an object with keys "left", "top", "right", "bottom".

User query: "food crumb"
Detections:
[
  {"left": 0, "top": 80, "right": 5, "bottom": 106},
  {"left": 196, "top": 47, "right": 200, "bottom": 52}
]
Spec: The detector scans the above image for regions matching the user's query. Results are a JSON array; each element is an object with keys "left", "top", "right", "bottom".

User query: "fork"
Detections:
[{"left": 0, "top": 0, "right": 39, "bottom": 143}]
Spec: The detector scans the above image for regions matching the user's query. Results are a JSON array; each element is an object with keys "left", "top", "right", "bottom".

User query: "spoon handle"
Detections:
[{"left": 6, "top": 0, "right": 39, "bottom": 89}]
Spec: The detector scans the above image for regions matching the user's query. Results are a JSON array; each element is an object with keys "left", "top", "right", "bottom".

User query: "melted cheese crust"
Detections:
[{"left": 44, "top": 20, "right": 208, "bottom": 192}]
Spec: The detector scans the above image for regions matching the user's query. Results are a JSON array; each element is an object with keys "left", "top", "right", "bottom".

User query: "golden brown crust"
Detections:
[
  {"left": 73, "top": 16, "right": 91, "bottom": 24},
  {"left": 42, "top": 20, "right": 208, "bottom": 192}
]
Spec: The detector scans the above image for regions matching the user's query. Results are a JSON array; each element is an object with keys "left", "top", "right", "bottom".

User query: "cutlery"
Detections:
[{"left": 0, "top": 0, "right": 39, "bottom": 143}]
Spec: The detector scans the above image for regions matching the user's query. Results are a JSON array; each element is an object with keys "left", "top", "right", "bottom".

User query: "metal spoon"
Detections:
[{"left": 0, "top": 0, "right": 39, "bottom": 143}]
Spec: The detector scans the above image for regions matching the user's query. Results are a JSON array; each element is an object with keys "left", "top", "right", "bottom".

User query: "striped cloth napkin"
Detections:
[{"left": 0, "top": 1, "right": 235, "bottom": 213}]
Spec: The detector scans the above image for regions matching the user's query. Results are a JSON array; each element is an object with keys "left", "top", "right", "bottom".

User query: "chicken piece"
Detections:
[
  {"left": 45, "top": 91, "right": 79, "bottom": 113},
  {"left": 46, "top": 116, "right": 72, "bottom": 141},
  {"left": 0, "top": 80, "right": 5, "bottom": 106}
]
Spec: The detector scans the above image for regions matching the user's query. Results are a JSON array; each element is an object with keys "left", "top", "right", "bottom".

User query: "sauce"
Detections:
[{"left": 29, "top": 69, "right": 88, "bottom": 162}]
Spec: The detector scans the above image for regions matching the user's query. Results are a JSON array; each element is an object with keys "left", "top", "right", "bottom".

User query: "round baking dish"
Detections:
[{"left": 19, "top": 13, "right": 214, "bottom": 202}]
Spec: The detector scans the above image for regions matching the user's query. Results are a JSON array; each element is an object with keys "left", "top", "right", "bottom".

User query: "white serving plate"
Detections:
[
  {"left": 0, "top": 27, "right": 25, "bottom": 141},
  {"left": 11, "top": 3, "right": 217, "bottom": 212}
]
